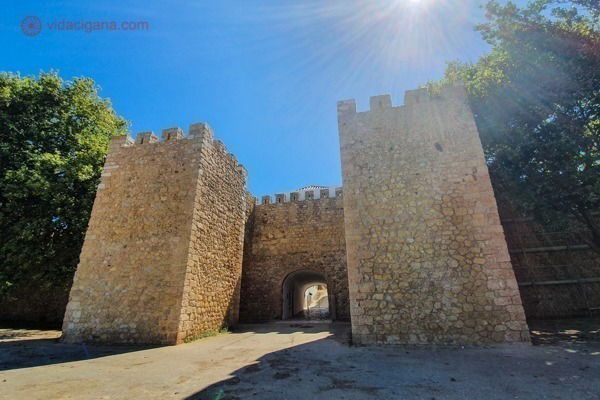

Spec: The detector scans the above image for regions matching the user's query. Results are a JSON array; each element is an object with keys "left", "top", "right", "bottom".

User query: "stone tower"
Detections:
[
  {"left": 337, "top": 85, "right": 530, "bottom": 345},
  {"left": 62, "top": 123, "right": 249, "bottom": 344}
]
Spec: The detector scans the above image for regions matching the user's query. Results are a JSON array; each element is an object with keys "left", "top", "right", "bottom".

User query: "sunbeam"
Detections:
[{"left": 222, "top": 0, "right": 482, "bottom": 88}]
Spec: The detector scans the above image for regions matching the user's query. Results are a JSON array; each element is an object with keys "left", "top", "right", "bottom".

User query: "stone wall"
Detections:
[
  {"left": 18, "top": 84, "right": 599, "bottom": 344},
  {"left": 61, "top": 123, "right": 248, "bottom": 344},
  {"left": 497, "top": 201, "right": 600, "bottom": 319},
  {"left": 0, "top": 283, "right": 69, "bottom": 327},
  {"left": 239, "top": 190, "right": 350, "bottom": 322},
  {"left": 175, "top": 132, "right": 249, "bottom": 340},
  {"left": 337, "top": 85, "right": 530, "bottom": 345}
]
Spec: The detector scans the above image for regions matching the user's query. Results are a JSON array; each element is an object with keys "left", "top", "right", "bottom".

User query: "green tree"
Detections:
[
  {"left": 432, "top": 0, "right": 600, "bottom": 251},
  {"left": 0, "top": 72, "right": 128, "bottom": 304}
]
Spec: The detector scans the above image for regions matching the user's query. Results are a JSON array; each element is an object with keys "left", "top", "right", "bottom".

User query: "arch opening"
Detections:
[{"left": 282, "top": 270, "right": 330, "bottom": 320}]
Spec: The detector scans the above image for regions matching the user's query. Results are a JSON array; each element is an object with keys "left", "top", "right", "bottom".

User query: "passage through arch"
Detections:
[{"left": 281, "top": 270, "right": 330, "bottom": 320}]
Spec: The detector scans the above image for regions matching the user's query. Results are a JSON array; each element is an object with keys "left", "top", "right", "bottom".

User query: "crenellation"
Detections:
[
  {"left": 104, "top": 124, "right": 251, "bottom": 159},
  {"left": 109, "top": 135, "right": 134, "bottom": 150},
  {"left": 338, "top": 85, "right": 470, "bottom": 125},
  {"left": 256, "top": 185, "right": 342, "bottom": 206},
  {"left": 237, "top": 164, "right": 248, "bottom": 185},
  {"left": 369, "top": 94, "right": 392, "bottom": 111},
  {"left": 162, "top": 127, "right": 184, "bottom": 141},
  {"left": 188, "top": 122, "right": 214, "bottom": 146},
  {"left": 261, "top": 195, "right": 272, "bottom": 205},
  {"left": 227, "top": 153, "right": 238, "bottom": 167},
  {"left": 213, "top": 139, "right": 227, "bottom": 153},
  {"left": 404, "top": 87, "right": 429, "bottom": 105},
  {"left": 135, "top": 132, "right": 158, "bottom": 145},
  {"left": 337, "top": 99, "right": 357, "bottom": 119},
  {"left": 189, "top": 121, "right": 213, "bottom": 141}
]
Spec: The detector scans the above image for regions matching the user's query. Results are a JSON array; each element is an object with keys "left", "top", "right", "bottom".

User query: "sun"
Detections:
[{"left": 408, "top": 0, "right": 430, "bottom": 6}]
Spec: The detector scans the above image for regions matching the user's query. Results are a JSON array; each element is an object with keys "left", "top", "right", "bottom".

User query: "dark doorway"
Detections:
[{"left": 282, "top": 270, "right": 330, "bottom": 320}]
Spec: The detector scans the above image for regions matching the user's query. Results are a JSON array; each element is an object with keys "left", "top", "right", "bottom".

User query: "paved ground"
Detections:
[{"left": 1, "top": 319, "right": 599, "bottom": 399}]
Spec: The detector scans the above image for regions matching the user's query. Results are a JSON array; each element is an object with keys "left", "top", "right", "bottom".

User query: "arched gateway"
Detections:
[
  {"left": 282, "top": 270, "right": 330, "bottom": 320},
  {"left": 238, "top": 186, "right": 351, "bottom": 323}
]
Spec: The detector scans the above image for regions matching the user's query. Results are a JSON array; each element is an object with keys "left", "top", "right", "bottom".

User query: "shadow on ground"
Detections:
[
  {"left": 0, "top": 322, "right": 340, "bottom": 372},
  {"left": 188, "top": 319, "right": 600, "bottom": 400},
  {"left": 0, "top": 329, "right": 158, "bottom": 371},
  {"left": 1, "top": 319, "right": 600, "bottom": 399}
]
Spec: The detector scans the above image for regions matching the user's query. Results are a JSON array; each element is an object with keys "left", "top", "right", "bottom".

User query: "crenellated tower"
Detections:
[
  {"left": 337, "top": 85, "right": 530, "bottom": 345},
  {"left": 62, "top": 123, "right": 249, "bottom": 344}
]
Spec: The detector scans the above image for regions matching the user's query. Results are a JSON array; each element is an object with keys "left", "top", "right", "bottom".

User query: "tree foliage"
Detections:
[
  {"left": 0, "top": 72, "right": 127, "bottom": 299},
  {"left": 432, "top": 0, "right": 600, "bottom": 251}
]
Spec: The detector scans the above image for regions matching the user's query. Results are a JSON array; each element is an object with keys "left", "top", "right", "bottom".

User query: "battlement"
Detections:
[
  {"left": 259, "top": 185, "right": 342, "bottom": 205},
  {"left": 64, "top": 120, "right": 251, "bottom": 345},
  {"left": 115, "top": 122, "right": 213, "bottom": 147},
  {"left": 337, "top": 84, "right": 467, "bottom": 119},
  {"left": 337, "top": 84, "right": 529, "bottom": 345},
  {"left": 108, "top": 122, "right": 247, "bottom": 185}
]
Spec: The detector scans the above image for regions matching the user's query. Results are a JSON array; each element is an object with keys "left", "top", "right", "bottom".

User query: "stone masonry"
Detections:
[
  {"left": 240, "top": 187, "right": 350, "bottom": 322},
  {"left": 62, "top": 84, "right": 530, "bottom": 346},
  {"left": 337, "top": 85, "right": 529, "bottom": 345},
  {"left": 62, "top": 123, "right": 248, "bottom": 344}
]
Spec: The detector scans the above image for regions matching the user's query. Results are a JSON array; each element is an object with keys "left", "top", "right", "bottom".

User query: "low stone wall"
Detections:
[
  {"left": 0, "top": 283, "right": 69, "bottom": 327},
  {"left": 240, "top": 192, "right": 350, "bottom": 322},
  {"left": 498, "top": 209, "right": 600, "bottom": 319}
]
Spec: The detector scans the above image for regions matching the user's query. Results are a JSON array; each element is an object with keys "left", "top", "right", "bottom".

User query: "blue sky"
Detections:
[{"left": 1, "top": 0, "right": 517, "bottom": 196}]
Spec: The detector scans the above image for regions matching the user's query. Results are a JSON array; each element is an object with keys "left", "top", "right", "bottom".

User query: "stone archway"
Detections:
[{"left": 281, "top": 270, "right": 331, "bottom": 320}]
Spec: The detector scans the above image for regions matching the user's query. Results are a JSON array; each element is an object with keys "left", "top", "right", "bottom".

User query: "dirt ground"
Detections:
[{"left": 1, "top": 319, "right": 599, "bottom": 399}]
